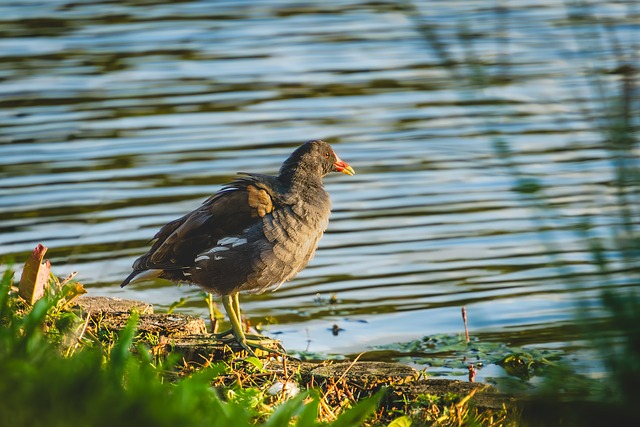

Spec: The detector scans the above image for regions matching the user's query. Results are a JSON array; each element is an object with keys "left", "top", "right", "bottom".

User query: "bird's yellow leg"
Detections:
[
  {"left": 220, "top": 293, "right": 285, "bottom": 357},
  {"left": 233, "top": 293, "right": 269, "bottom": 339},
  {"left": 233, "top": 292, "right": 241, "bottom": 322},
  {"left": 221, "top": 294, "right": 255, "bottom": 356},
  {"left": 212, "top": 293, "right": 267, "bottom": 340}
]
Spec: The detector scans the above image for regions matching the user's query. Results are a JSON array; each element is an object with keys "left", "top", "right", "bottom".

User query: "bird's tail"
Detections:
[{"left": 120, "top": 269, "right": 162, "bottom": 288}]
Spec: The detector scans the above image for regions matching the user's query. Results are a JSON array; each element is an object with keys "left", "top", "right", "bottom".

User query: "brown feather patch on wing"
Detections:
[{"left": 247, "top": 184, "right": 273, "bottom": 217}]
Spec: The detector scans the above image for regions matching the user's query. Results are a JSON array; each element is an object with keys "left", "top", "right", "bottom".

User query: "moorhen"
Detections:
[{"left": 121, "top": 140, "right": 354, "bottom": 355}]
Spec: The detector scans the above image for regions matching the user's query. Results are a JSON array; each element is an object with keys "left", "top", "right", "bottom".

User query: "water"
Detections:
[{"left": 1, "top": 0, "right": 638, "bottom": 382}]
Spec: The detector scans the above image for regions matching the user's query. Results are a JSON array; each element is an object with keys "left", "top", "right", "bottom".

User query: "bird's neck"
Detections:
[{"left": 278, "top": 167, "right": 325, "bottom": 196}]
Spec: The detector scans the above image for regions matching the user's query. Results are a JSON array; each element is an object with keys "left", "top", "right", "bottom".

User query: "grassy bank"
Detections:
[
  {"left": 0, "top": 266, "right": 381, "bottom": 427},
  {"left": 0, "top": 263, "right": 513, "bottom": 427}
]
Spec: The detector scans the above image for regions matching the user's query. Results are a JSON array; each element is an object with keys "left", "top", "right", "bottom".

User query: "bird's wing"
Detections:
[{"left": 128, "top": 174, "right": 281, "bottom": 274}]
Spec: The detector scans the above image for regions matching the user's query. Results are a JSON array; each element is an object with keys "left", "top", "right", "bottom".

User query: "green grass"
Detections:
[
  {"left": 0, "top": 270, "right": 383, "bottom": 427},
  {"left": 0, "top": 265, "right": 520, "bottom": 426}
]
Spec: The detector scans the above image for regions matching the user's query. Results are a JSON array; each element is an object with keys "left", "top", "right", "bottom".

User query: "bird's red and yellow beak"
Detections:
[{"left": 333, "top": 153, "right": 355, "bottom": 176}]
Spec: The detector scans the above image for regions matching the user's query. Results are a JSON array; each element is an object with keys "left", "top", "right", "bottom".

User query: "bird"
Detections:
[{"left": 121, "top": 140, "right": 354, "bottom": 355}]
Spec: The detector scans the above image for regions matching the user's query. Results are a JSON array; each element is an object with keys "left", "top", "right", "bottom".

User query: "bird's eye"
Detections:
[{"left": 324, "top": 152, "right": 330, "bottom": 158}]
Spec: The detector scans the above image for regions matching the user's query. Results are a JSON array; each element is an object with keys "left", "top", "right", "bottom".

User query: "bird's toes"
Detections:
[
  {"left": 233, "top": 337, "right": 286, "bottom": 358},
  {"left": 212, "top": 329, "right": 234, "bottom": 339},
  {"left": 246, "top": 338, "right": 287, "bottom": 357}
]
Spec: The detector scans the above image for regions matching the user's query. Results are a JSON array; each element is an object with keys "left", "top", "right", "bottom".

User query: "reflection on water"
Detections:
[{"left": 1, "top": 0, "right": 637, "bottom": 380}]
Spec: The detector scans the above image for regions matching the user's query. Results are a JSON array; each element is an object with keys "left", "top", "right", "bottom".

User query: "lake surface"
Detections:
[{"left": 1, "top": 0, "right": 638, "bottom": 382}]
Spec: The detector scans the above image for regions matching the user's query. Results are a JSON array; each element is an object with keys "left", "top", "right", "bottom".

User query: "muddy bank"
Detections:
[{"left": 75, "top": 295, "right": 516, "bottom": 420}]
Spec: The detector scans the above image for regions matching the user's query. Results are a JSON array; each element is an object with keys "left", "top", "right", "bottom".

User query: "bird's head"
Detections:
[{"left": 279, "top": 140, "right": 355, "bottom": 182}]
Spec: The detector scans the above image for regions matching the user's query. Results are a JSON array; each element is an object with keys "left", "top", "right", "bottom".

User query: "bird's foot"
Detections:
[
  {"left": 213, "top": 328, "right": 270, "bottom": 341},
  {"left": 221, "top": 335, "right": 286, "bottom": 357},
  {"left": 212, "top": 328, "right": 234, "bottom": 339}
]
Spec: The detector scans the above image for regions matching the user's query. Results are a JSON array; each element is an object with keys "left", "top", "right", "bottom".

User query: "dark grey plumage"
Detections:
[{"left": 121, "top": 140, "right": 354, "bottom": 354}]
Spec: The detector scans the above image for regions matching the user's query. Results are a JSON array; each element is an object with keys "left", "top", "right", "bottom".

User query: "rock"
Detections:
[
  {"left": 165, "top": 335, "right": 283, "bottom": 361},
  {"left": 101, "top": 312, "right": 207, "bottom": 337},
  {"left": 74, "top": 296, "right": 205, "bottom": 337},
  {"left": 76, "top": 296, "right": 153, "bottom": 314},
  {"left": 304, "top": 361, "right": 420, "bottom": 406},
  {"left": 386, "top": 378, "right": 516, "bottom": 412},
  {"left": 309, "top": 361, "right": 418, "bottom": 385}
]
